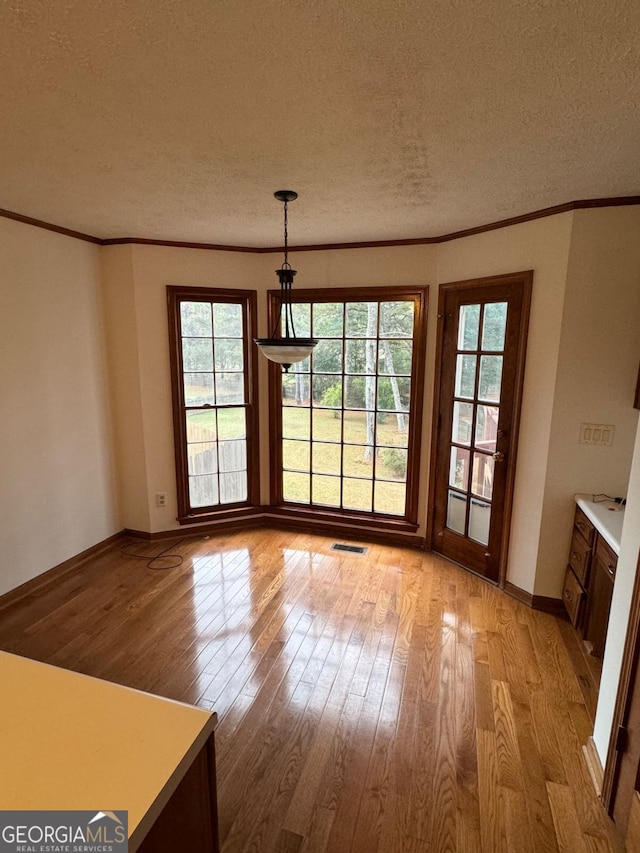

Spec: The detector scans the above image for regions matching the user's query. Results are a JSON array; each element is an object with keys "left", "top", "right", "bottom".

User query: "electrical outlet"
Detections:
[{"left": 156, "top": 492, "right": 167, "bottom": 508}]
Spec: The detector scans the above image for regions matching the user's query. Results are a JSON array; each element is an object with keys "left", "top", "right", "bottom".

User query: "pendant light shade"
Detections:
[{"left": 255, "top": 191, "right": 318, "bottom": 371}]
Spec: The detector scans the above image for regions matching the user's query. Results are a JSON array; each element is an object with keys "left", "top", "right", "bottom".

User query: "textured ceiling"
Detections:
[{"left": 1, "top": 0, "right": 640, "bottom": 246}]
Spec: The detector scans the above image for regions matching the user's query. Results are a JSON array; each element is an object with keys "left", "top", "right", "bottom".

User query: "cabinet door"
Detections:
[
  {"left": 569, "top": 528, "right": 592, "bottom": 587},
  {"left": 562, "top": 567, "right": 585, "bottom": 627},
  {"left": 585, "top": 539, "right": 616, "bottom": 658},
  {"left": 574, "top": 506, "right": 595, "bottom": 546}
]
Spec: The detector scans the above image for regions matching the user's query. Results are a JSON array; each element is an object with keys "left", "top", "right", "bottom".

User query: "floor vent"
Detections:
[{"left": 330, "top": 543, "right": 368, "bottom": 555}]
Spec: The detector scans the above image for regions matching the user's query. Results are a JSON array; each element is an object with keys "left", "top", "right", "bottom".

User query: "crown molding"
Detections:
[
  {"left": 0, "top": 207, "right": 101, "bottom": 244},
  {"left": 2, "top": 195, "right": 640, "bottom": 252}
]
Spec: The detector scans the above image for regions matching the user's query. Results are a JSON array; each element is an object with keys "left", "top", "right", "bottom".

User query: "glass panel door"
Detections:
[
  {"left": 430, "top": 274, "right": 532, "bottom": 582},
  {"left": 445, "top": 302, "right": 507, "bottom": 546}
]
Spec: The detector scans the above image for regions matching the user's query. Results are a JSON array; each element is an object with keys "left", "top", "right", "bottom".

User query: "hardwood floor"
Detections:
[{"left": 0, "top": 529, "right": 623, "bottom": 852}]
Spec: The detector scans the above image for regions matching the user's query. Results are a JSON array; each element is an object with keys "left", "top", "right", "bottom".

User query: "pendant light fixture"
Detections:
[{"left": 254, "top": 190, "right": 318, "bottom": 371}]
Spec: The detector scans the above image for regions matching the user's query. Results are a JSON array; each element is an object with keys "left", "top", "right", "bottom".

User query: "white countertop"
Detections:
[
  {"left": 0, "top": 651, "right": 217, "bottom": 851},
  {"left": 575, "top": 493, "right": 625, "bottom": 555}
]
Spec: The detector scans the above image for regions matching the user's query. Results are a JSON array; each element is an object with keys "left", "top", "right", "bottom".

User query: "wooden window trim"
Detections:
[
  {"left": 267, "top": 285, "right": 428, "bottom": 526},
  {"left": 167, "top": 286, "right": 260, "bottom": 522}
]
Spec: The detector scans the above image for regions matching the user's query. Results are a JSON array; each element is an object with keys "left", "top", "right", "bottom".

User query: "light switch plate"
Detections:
[{"left": 579, "top": 423, "right": 615, "bottom": 446}]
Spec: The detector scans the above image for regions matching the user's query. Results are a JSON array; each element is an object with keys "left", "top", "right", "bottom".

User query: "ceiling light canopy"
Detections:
[{"left": 254, "top": 191, "right": 318, "bottom": 371}]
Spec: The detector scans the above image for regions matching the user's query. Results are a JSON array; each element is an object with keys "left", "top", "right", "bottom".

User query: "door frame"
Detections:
[
  {"left": 427, "top": 270, "right": 533, "bottom": 586},
  {"left": 602, "top": 551, "right": 640, "bottom": 817}
]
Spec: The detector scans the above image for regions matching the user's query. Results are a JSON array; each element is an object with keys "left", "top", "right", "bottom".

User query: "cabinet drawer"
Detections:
[
  {"left": 563, "top": 567, "right": 585, "bottom": 627},
  {"left": 595, "top": 535, "right": 618, "bottom": 580},
  {"left": 569, "top": 528, "right": 592, "bottom": 587},
  {"left": 574, "top": 506, "right": 595, "bottom": 546}
]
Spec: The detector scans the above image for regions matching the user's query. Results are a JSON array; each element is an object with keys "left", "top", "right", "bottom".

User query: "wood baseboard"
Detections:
[
  {"left": 0, "top": 531, "right": 125, "bottom": 612},
  {"left": 126, "top": 514, "right": 427, "bottom": 550},
  {"left": 124, "top": 514, "right": 266, "bottom": 541},
  {"left": 503, "top": 581, "right": 565, "bottom": 615},
  {"left": 583, "top": 736, "right": 605, "bottom": 798},
  {"left": 263, "top": 514, "right": 427, "bottom": 549}
]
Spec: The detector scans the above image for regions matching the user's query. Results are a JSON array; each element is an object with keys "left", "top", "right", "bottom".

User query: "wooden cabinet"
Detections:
[
  {"left": 562, "top": 503, "right": 618, "bottom": 659},
  {"left": 562, "top": 506, "right": 594, "bottom": 629},
  {"left": 584, "top": 535, "right": 617, "bottom": 658}
]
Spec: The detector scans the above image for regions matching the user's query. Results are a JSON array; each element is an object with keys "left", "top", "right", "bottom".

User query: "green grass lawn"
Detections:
[
  {"left": 281, "top": 407, "right": 408, "bottom": 514},
  {"left": 186, "top": 405, "right": 409, "bottom": 515}
]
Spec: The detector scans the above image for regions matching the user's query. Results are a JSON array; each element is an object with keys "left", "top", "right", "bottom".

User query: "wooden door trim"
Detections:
[
  {"left": 602, "top": 551, "right": 640, "bottom": 811},
  {"left": 427, "top": 270, "right": 533, "bottom": 587}
]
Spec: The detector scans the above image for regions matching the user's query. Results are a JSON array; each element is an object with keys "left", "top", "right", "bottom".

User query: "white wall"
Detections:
[
  {"left": 100, "top": 245, "right": 150, "bottom": 532},
  {"left": 594, "top": 419, "right": 640, "bottom": 760},
  {"left": 536, "top": 208, "right": 640, "bottom": 597},
  {"left": 102, "top": 244, "right": 262, "bottom": 533},
  {"left": 0, "top": 218, "right": 119, "bottom": 596}
]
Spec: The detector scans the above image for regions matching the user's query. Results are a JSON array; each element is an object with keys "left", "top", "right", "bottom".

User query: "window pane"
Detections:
[
  {"left": 214, "top": 339, "right": 243, "bottom": 371},
  {"left": 182, "top": 338, "right": 213, "bottom": 371},
  {"left": 181, "top": 302, "right": 212, "bottom": 337},
  {"left": 446, "top": 490, "right": 466, "bottom": 534},
  {"left": 455, "top": 354, "right": 476, "bottom": 399},
  {"left": 452, "top": 401, "right": 473, "bottom": 446},
  {"left": 283, "top": 471, "right": 310, "bottom": 503},
  {"left": 220, "top": 471, "right": 247, "bottom": 503},
  {"left": 312, "top": 409, "right": 342, "bottom": 441},
  {"left": 469, "top": 498, "right": 491, "bottom": 545},
  {"left": 478, "top": 356, "right": 503, "bottom": 402},
  {"left": 377, "top": 377, "right": 410, "bottom": 412},
  {"left": 344, "top": 375, "right": 375, "bottom": 411},
  {"left": 283, "top": 439, "right": 310, "bottom": 471},
  {"left": 378, "top": 447, "right": 407, "bottom": 482},
  {"left": 212, "top": 303, "right": 242, "bottom": 338},
  {"left": 458, "top": 304, "right": 480, "bottom": 350},
  {"left": 171, "top": 291, "right": 254, "bottom": 519},
  {"left": 313, "top": 303, "right": 343, "bottom": 337},
  {"left": 380, "top": 302, "right": 414, "bottom": 338},
  {"left": 374, "top": 482, "right": 406, "bottom": 515},
  {"left": 378, "top": 340, "right": 412, "bottom": 375},
  {"left": 184, "top": 373, "right": 214, "bottom": 407},
  {"left": 346, "top": 302, "right": 378, "bottom": 337},
  {"left": 189, "top": 474, "right": 218, "bottom": 508},
  {"left": 278, "top": 293, "right": 421, "bottom": 521},
  {"left": 312, "top": 475, "right": 341, "bottom": 506},
  {"left": 313, "top": 376, "right": 342, "bottom": 407},
  {"left": 217, "top": 407, "right": 246, "bottom": 440},
  {"left": 343, "top": 477, "right": 372, "bottom": 512},
  {"left": 215, "top": 373, "right": 244, "bottom": 405},
  {"left": 481, "top": 302, "right": 508, "bottom": 351},
  {"left": 343, "top": 411, "right": 370, "bottom": 444},
  {"left": 376, "top": 419, "right": 408, "bottom": 448},
  {"left": 312, "top": 442, "right": 341, "bottom": 475},
  {"left": 345, "top": 340, "right": 368, "bottom": 375},
  {"left": 472, "top": 453, "right": 495, "bottom": 500},
  {"left": 292, "top": 303, "right": 311, "bottom": 337},
  {"left": 283, "top": 407, "right": 310, "bottom": 440},
  {"left": 186, "top": 410, "right": 217, "bottom": 442},
  {"left": 187, "top": 442, "right": 218, "bottom": 475},
  {"left": 282, "top": 373, "right": 310, "bottom": 406},
  {"left": 475, "top": 405, "right": 498, "bottom": 452},
  {"left": 219, "top": 439, "right": 246, "bottom": 473},
  {"left": 343, "top": 444, "right": 373, "bottom": 478},
  {"left": 312, "top": 340, "right": 343, "bottom": 374},
  {"left": 449, "top": 446, "right": 470, "bottom": 490}
]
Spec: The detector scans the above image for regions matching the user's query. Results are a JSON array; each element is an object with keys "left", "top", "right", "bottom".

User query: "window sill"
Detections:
[
  {"left": 265, "top": 504, "right": 419, "bottom": 534},
  {"left": 177, "top": 506, "right": 263, "bottom": 526}
]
